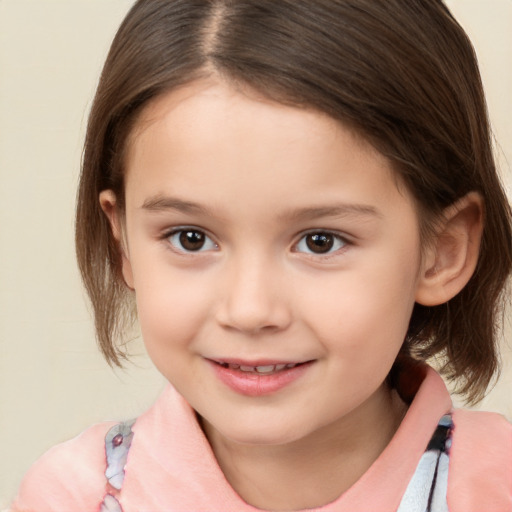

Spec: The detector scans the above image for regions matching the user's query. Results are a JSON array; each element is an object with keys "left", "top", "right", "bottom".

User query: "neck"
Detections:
[{"left": 202, "top": 384, "right": 407, "bottom": 510}]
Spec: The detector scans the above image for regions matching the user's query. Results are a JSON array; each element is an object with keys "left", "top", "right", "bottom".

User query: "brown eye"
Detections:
[
  {"left": 167, "top": 229, "right": 217, "bottom": 253},
  {"left": 306, "top": 233, "right": 334, "bottom": 253},
  {"left": 295, "top": 232, "right": 346, "bottom": 255},
  {"left": 179, "top": 230, "right": 205, "bottom": 251}
]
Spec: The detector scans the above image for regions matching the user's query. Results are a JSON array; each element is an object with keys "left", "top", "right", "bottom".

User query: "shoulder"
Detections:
[
  {"left": 11, "top": 422, "right": 114, "bottom": 512},
  {"left": 448, "top": 409, "right": 512, "bottom": 511},
  {"left": 451, "top": 408, "right": 512, "bottom": 457}
]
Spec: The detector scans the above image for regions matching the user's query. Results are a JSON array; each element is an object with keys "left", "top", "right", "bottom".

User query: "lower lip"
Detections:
[{"left": 208, "top": 361, "right": 313, "bottom": 396}]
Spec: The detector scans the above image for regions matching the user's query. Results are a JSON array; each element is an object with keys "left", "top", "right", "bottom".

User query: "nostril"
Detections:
[{"left": 215, "top": 269, "right": 292, "bottom": 333}]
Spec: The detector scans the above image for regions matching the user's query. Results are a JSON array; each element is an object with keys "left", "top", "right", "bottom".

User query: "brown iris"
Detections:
[
  {"left": 179, "top": 230, "right": 206, "bottom": 251},
  {"left": 305, "top": 233, "right": 334, "bottom": 253}
]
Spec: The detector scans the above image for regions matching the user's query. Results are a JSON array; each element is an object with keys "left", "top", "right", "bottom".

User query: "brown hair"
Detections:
[{"left": 76, "top": 0, "right": 512, "bottom": 403}]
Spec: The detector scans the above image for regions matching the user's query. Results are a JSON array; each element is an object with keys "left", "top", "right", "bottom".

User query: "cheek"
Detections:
[
  {"left": 134, "top": 277, "right": 213, "bottom": 381},
  {"left": 130, "top": 257, "right": 214, "bottom": 351},
  {"left": 298, "top": 251, "right": 419, "bottom": 357}
]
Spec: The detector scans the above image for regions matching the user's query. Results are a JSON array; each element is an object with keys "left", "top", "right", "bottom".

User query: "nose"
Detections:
[{"left": 216, "top": 253, "right": 292, "bottom": 334}]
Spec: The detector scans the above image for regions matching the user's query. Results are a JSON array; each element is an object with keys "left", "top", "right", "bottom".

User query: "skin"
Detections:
[{"left": 100, "top": 78, "right": 483, "bottom": 510}]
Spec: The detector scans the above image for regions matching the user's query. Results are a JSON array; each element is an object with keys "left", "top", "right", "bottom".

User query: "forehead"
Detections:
[
  {"left": 129, "top": 78, "right": 351, "bottom": 154},
  {"left": 128, "top": 77, "right": 385, "bottom": 163},
  {"left": 123, "top": 78, "right": 413, "bottom": 220}
]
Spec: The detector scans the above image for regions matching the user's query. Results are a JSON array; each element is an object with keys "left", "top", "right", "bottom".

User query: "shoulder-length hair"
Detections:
[{"left": 76, "top": 0, "right": 512, "bottom": 403}]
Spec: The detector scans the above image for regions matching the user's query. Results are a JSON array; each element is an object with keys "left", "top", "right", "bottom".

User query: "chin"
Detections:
[{"left": 212, "top": 419, "right": 308, "bottom": 447}]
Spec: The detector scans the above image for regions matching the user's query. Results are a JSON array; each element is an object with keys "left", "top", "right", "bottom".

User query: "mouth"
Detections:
[{"left": 207, "top": 358, "right": 314, "bottom": 396}]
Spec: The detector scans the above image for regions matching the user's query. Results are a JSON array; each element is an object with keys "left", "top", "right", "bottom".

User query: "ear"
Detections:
[
  {"left": 415, "top": 192, "right": 483, "bottom": 306},
  {"left": 99, "top": 190, "right": 135, "bottom": 290}
]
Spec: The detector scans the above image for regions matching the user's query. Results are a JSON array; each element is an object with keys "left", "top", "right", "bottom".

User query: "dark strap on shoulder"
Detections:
[{"left": 397, "top": 413, "right": 453, "bottom": 512}]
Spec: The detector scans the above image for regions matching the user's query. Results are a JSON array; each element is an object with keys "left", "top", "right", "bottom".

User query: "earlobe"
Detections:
[
  {"left": 99, "top": 190, "right": 135, "bottom": 290},
  {"left": 415, "top": 192, "right": 483, "bottom": 306}
]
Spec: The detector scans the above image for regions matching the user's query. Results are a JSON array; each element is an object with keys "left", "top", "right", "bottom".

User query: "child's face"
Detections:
[{"left": 114, "top": 79, "right": 426, "bottom": 446}]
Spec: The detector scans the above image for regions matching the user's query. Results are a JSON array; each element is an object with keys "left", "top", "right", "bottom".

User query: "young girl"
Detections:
[{"left": 11, "top": 0, "right": 512, "bottom": 511}]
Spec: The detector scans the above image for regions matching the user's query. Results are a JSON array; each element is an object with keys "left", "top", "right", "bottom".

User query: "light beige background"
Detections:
[{"left": 0, "top": 0, "right": 511, "bottom": 507}]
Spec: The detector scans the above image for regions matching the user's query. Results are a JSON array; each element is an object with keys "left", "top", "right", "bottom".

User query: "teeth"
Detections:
[
  {"left": 222, "top": 363, "right": 299, "bottom": 373},
  {"left": 255, "top": 365, "right": 276, "bottom": 374}
]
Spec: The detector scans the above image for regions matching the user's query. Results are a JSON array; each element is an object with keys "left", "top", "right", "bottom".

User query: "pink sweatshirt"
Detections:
[{"left": 11, "top": 368, "right": 512, "bottom": 511}]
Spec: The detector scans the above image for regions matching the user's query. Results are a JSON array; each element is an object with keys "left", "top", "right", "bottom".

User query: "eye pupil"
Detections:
[
  {"left": 179, "top": 230, "right": 205, "bottom": 251},
  {"left": 306, "top": 233, "right": 334, "bottom": 253}
]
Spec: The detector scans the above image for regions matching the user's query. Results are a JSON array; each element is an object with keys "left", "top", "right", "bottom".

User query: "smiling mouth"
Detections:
[
  {"left": 213, "top": 361, "right": 307, "bottom": 375},
  {"left": 209, "top": 359, "right": 313, "bottom": 395}
]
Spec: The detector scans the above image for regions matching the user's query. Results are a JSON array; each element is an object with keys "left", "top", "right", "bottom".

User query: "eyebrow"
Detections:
[
  {"left": 141, "top": 196, "right": 211, "bottom": 216},
  {"left": 141, "top": 195, "right": 381, "bottom": 221},
  {"left": 280, "top": 204, "right": 382, "bottom": 222}
]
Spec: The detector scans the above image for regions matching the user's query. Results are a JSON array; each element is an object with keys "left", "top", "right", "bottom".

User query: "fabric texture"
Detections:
[
  {"left": 100, "top": 413, "right": 455, "bottom": 512},
  {"left": 11, "top": 367, "right": 512, "bottom": 511}
]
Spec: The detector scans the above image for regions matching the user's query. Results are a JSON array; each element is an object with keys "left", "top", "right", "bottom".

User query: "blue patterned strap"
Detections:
[
  {"left": 397, "top": 414, "right": 453, "bottom": 512},
  {"left": 99, "top": 494, "right": 125, "bottom": 512},
  {"left": 99, "top": 420, "right": 135, "bottom": 512}
]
